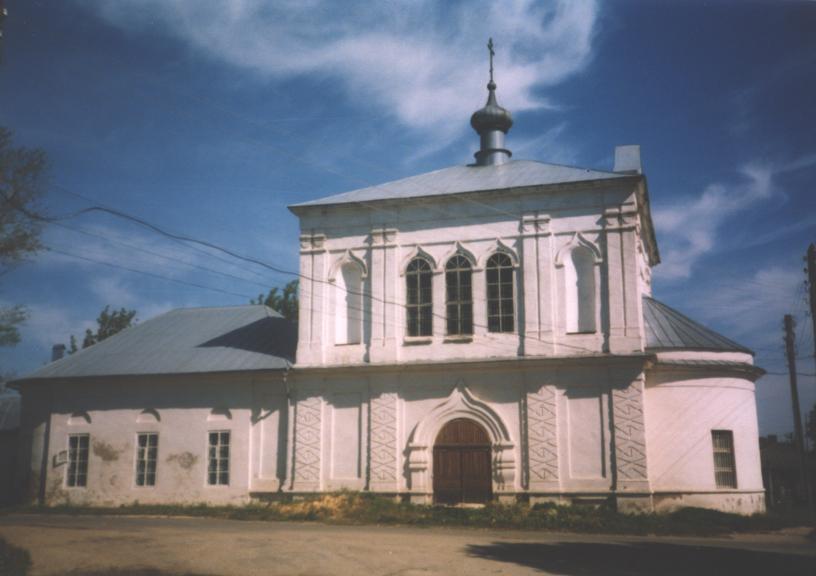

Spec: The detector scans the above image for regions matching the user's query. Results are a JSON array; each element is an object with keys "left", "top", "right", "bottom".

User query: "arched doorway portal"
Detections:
[{"left": 433, "top": 418, "right": 492, "bottom": 504}]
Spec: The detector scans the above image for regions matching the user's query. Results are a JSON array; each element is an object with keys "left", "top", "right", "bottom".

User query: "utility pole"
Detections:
[
  {"left": 784, "top": 314, "right": 813, "bottom": 514},
  {"left": 807, "top": 243, "right": 816, "bottom": 366}
]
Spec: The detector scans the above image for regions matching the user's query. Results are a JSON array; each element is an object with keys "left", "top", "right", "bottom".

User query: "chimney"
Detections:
[
  {"left": 51, "top": 344, "right": 66, "bottom": 362},
  {"left": 614, "top": 145, "right": 642, "bottom": 174}
]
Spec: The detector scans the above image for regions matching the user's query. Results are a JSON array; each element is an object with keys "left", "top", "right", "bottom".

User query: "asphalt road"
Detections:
[{"left": 0, "top": 513, "right": 814, "bottom": 576}]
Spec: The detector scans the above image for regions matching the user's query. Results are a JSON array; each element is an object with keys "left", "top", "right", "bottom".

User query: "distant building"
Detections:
[
  {"left": 0, "top": 384, "right": 20, "bottom": 505},
  {"left": 11, "top": 59, "right": 766, "bottom": 514},
  {"left": 760, "top": 435, "right": 815, "bottom": 511}
]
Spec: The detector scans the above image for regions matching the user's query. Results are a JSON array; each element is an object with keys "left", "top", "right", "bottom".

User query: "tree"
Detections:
[
  {"left": 68, "top": 306, "right": 138, "bottom": 353},
  {"left": 0, "top": 127, "right": 46, "bottom": 272},
  {"left": 0, "top": 305, "right": 26, "bottom": 346},
  {"left": 0, "top": 127, "right": 47, "bottom": 346},
  {"left": 252, "top": 280, "right": 298, "bottom": 321}
]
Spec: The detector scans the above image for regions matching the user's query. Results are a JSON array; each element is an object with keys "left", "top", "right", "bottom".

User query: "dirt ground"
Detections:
[{"left": 1, "top": 513, "right": 814, "bottom": 576}]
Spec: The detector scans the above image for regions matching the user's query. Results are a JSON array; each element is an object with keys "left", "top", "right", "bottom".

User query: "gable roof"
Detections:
[
  {"left": 643, "top": 296, "right": 752, "bottom": 354},
  {"left": 290, "top": 160, "right": 631, "bottom": 209},
  {"left": 14, "top": 305, "right": 296, "bottom": 382}
]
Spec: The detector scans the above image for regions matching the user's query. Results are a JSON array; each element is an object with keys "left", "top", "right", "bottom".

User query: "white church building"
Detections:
[{"left": 13, "top": 60, "right": 766, "bottom": 514}]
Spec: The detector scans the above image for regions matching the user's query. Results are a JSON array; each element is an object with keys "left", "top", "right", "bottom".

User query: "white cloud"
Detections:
[
  {"left": 78, "top": 0, "right": 599, "bottom": 143},
  {"left": 653, "top": 162, "right": 776, "bottom": 281},
  {"left": 511, "top": 122, "right": 577, "bottom": 164},
  {"left": 688, "top": 265, "right": 803, "bottom": 351},
  {"left": 21, "top": 304, "right": 95, "bottom": 349}
]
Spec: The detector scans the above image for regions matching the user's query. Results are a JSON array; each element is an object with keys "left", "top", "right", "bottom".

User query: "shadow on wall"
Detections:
[{"left": 466, "top": 541, "right": 814, "bottom": 576}]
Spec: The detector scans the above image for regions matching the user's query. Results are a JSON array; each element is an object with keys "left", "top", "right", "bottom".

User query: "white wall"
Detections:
[
  {"left": 645, "top": 370, "right": 764, "bottom": 495},
  {"left": 295, "top": 181, "right": 645, "bottom": 367}
]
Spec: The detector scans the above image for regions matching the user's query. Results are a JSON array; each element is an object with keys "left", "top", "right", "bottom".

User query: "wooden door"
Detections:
[{"left": 433, "top": 419, "right": 492, "bottom": 504}]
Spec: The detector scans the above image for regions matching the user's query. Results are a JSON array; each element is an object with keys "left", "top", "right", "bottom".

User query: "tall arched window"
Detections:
[
  {"left": 335, "top": 263, "right": 363, "bottom": 344},
  {"left": 445, "top": 255, "right": 473, "bottom": 335},
  {"left": 406, "top": 258, "right": 433, "bottom": 337},
  {"left": 564, "top": 247, "right": 596, "bottom": 333},
  {"left": 486, "top": 253, "right": 514, "bottom": 333}
]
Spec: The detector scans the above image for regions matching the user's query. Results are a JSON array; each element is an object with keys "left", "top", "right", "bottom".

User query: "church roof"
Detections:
[
  {"left": 643, "top": 296, "right": 752, "bottom": 354},
  {"left": 290, "top": 160, "right": 632, "bottom": 209},
  {"left": 13, "top": 305, "right": 296, "bottom": 383}
]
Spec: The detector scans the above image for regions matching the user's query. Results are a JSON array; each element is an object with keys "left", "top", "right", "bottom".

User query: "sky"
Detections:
[{"left": 0, "top": 0, "right": 814, "bottom": 437}]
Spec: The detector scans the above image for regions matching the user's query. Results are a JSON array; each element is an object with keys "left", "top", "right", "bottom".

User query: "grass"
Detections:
[
  {"left": 3, "top": 493, "right": 811, "bottom": 536},
  {"left": 0, "top": 538, "right": 31, "bottom": 576}
]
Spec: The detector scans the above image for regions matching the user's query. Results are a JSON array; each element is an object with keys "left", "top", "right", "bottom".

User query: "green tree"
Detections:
[
  {"left": 252, "top": 280, "right": 298, "bottom": 321},
  {"left": 68, "top": 306, "right": 138, "bottom": 353},
  {"left": 0, "top": 127, "right": 47, "bottom": 347}
]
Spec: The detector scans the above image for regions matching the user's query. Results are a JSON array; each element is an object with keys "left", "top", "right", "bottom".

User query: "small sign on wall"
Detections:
[{"left": 53, "top": 451, "right": 67, "bottom": 467}]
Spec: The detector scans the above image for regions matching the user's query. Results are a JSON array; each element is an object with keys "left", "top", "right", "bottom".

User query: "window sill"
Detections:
[
  {"left": 566, "top": 330, "right": 597, "bottom": 335},
  {"left": 403, "top": 336, "right": 433, "bottom": 346},
  {"left": 444, "top": 335, "right": 473, "bottom": 343}
]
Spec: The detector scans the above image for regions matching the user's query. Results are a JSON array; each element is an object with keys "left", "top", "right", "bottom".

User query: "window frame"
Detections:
[
  {"left": 207, "top": 430, "right": 231, "bottom": 486},
  {"left": 66, "top": 433, "right": 89, "bottom": 488},
  {"left": 405, "top": 257, "right": 433, "bottom": 337},
  {"left": 135, "top": 432, "right": 159, "bottom": 487},
  {"left": 711, "top": 430, "right": 738, "bottom": 489},
  {"left": 445, "top": 255, "right": 474, "bottom": 336},
  {"left": 486, "top": 252, "right": 515, "bottom": 333}
]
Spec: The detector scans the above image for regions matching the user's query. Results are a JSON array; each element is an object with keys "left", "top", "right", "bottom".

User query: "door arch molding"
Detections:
[{"left": 406, "top": 381, "right": 515, "bottom": 500}]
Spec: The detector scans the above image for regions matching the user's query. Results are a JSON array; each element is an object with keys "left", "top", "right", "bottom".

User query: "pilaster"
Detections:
[
  {"left": 368, "top": 228, "right": 398, "bottom": 363},
  {"left": 519, "top": 213, "right": 553, "bottom": 356},
  {"left": 525, "top": 383, "right": 560, "bottom": 493},
  {"left": 611, "top": 376, "right": 650, "bottom": 494},
  {"left": 367, "top": 389, "right": 399, "bottom": 492},
  {"left": 604, "top": 203, "right": 643, "bottom": 353},
  {"left": 297, "top": 233, "right": 327, "bottom": 365},
  {"left": 290, "top": 390, "right": 323, "bottom": 492}
]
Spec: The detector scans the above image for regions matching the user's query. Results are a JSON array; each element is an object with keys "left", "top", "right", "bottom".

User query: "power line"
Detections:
[
  {"left": 46, "top": 246, "right": 255, "bottom": 301},
  {"left": 49, "top": 220, "right": 275, "bottom": 291}
]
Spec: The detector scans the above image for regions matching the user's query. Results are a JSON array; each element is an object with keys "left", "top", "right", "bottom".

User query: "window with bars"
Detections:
[
  {"left": 486, "top": 253, "right": 514, "bottom": 333},
  {"left": 406, "top": 257, "right": 433, "bottom": 337},
  {"left": 135, "top": 432, "right": 158, "bottom": 487},
  {"left": 67, "top": 434, "right": 89, "bottom": 487},
  {"left": 445, "top": 255, "right": 473, "bottom": 335},
  {"left": 711, "top": 430, "right": 737, "bottom": 489},
  {"left": 208, "top": 431, "right": 230, "bottom": 486}
]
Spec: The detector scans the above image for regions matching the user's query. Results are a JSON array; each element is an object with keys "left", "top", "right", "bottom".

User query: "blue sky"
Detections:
[{"left": 1, "top": 0, "right": 814, "bottom": 436}]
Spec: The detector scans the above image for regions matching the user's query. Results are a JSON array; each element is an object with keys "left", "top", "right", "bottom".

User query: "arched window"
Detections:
[
  {"left": 406, "top": 258, "right": 433, "bottom": 337},
  {"left": 445, "top": 255, "right": 473, "bottom": 335},
  {"left": 564, "top": 247, "right": 596, "bottom": 333},
  {"left": 335, "top": 262, "right": 363, "bottom": 344},
  {"left": 486, "top": 253, "right": 514, "bottom": 333}
]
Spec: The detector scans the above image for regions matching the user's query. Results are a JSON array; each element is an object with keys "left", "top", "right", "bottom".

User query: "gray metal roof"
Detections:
[
  {"left": 14, "top": 305, "right": 296, "bottom": 382},
  {"left": 643, "top": 297, "right": 752, "bottom": 354},
  {"left": 291, "top": 160, "right": 630, "bottom": 209}
]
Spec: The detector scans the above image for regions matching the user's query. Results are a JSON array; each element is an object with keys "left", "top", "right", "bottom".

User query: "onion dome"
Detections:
[
  {"left": 471, "top": 38, "right": 513, "bottom": 166},
  {"left": 470, "top": 80, "right": 513, "bottom": 134}
]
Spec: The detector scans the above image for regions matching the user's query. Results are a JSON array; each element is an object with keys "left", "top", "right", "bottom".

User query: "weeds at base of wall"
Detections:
[
  {"left": 2, "top": 493, "right": 810, "bottom": 536},
  {"left": 0, "top": 538, "right": 31, "bottom": 576}
]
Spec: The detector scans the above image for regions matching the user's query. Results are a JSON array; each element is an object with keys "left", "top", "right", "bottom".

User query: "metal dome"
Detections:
[{"left": 470, "top": 80, "right": 513, "bottom": 134}]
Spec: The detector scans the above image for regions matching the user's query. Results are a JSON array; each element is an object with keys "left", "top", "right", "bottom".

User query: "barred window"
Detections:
[
  {"left": 67, "top": 434, "right": 89, "bottom": 487},
  {"left": 208, "top": 431, "right": 230, "bottom": 486},
  {"left": 486, "top": 253, "right": 514, "bottom": 333},
  {"left": 712, "top": 430, "right": 737, "bottom": 489},
  {"left": 445, "top": 255, "right": 473, "bottom": 335},
  {"left": 406, "top": 258, "right": 433, "bottom": 337},
  {"left": 135, "top": 432, "right": 158, "bottom": 487}
]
